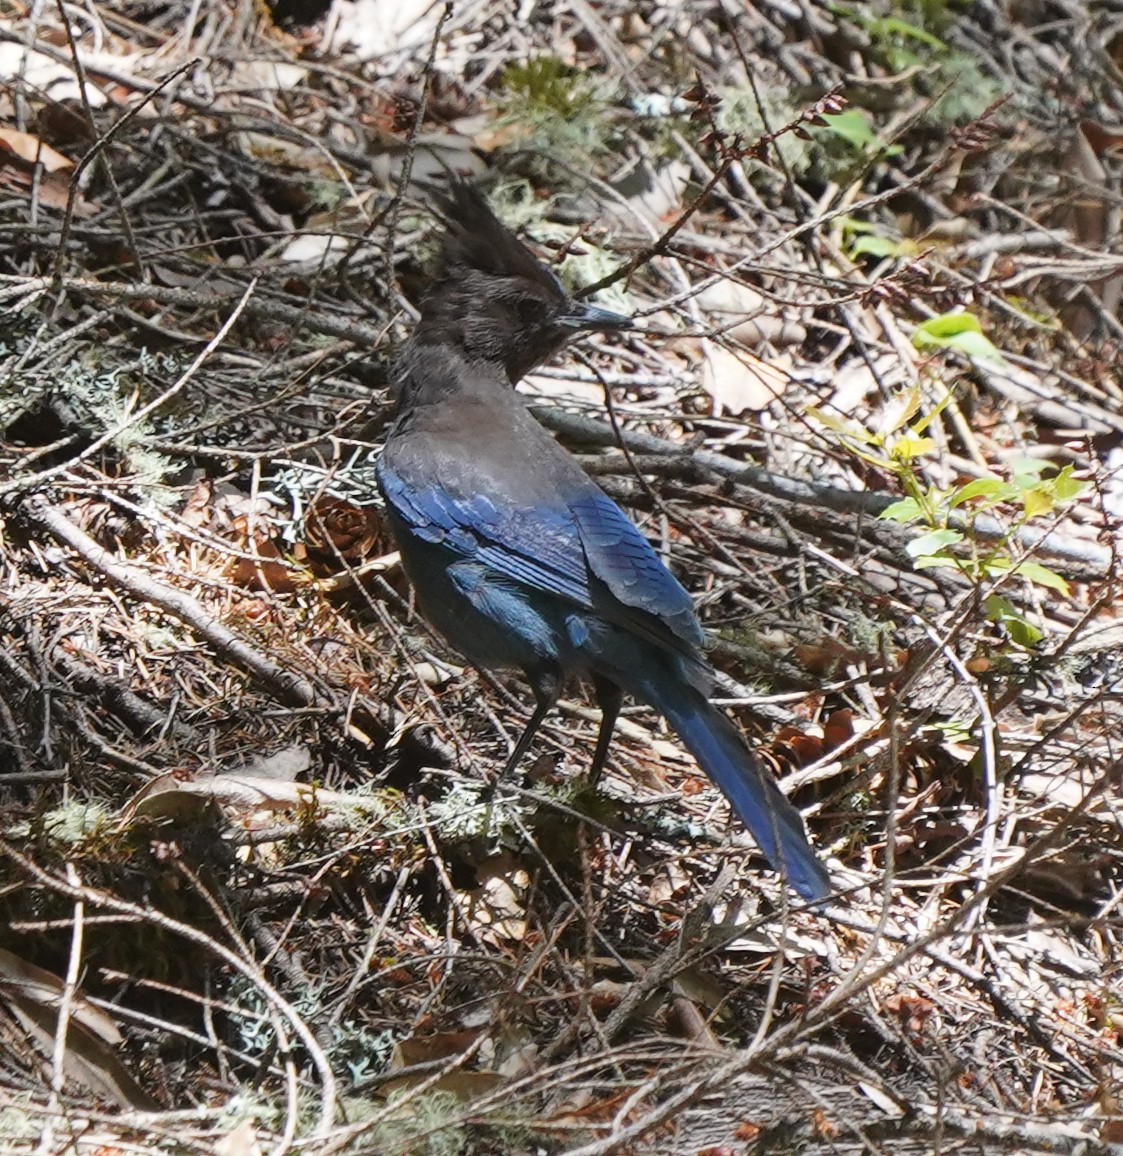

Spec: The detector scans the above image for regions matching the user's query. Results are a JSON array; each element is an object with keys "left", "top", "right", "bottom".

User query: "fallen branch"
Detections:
[{"left": 22, "top": 496, "right": 321, "bottom": 709}]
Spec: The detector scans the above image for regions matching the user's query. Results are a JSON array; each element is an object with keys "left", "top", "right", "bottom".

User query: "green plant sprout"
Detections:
[
  {"left": 810, "top": 382, "right": 1086, "bottom": 647},
  {"left": 841, "top": 216, "right": 919, "bottom": 260},
  {"left": 913, "top": 311, "right": 1004, "bottom": 363},
  {"left": 818, "top": 109, "right": 904, "bottom": 160},
  {"left": 828, "top": 2, "right": 1000, "bottom": 125}
]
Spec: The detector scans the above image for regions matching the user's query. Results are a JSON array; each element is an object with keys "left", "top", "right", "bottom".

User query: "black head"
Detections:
[{"left": 414, "top": 183, "right": 631, "bottom": 383}]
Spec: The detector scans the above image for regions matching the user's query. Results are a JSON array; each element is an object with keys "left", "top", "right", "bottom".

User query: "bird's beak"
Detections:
[{"left": 560, "top": 302, "right": 633, "bottom": 332}]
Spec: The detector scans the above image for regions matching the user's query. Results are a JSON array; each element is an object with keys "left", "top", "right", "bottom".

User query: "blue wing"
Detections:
[
  {"left": 378, "top": 461, "right": 702, "bottom": 653},
  {"left": 570, "top": 493, "right": 702, "bottom": 648},
  {"left": 378, "top": 462, "right": 591, "bottom": 607}
]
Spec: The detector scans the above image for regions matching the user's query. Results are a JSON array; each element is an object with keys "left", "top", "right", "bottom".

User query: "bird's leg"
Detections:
[
  {"left": 496, "top": 667, "right": 562, "bottom": 782},
  {"left": 589, "top": 676, "right": 624, "bottom": 786}
]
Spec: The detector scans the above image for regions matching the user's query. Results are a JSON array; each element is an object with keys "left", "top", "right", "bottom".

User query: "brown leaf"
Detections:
[
  {"left": 460, "top": 857, "right": 529, "bottom": 944},
  {"left": 229, "top": 535, "right": 300, "bottom": 592},
  {"left": 666, "top": 995, "right": 720, "bottom": 1047},
  {"left": 0, "top": 950, "right": 156, "bottom": 1109},
  {"left": 35, "top": 99, "right": 92, "bottom": 149},
  {"left": 1050, "top": 121, "right": 1123, "bottom": 337},
  {"left": 792, "top": 638, "right": 861, "bottom": 677},
  {"left": 700, "top": 340, "right": 787, "bottom": 415},
  {"left": 0, "top": 126, "right": 72, "bottom": 171},
  {"left": 381, "top": 1029, "right": 503, "bottom": 1098},
  {"left": 822, "top": 709, "right": 855, "bottom": 751},
  {"left": 773, "top": 726, "right": 824, "bottom": 768},
  {"left": 884, "top": 991, "right": 935, "bottom": 1038},
  {"left": 0, "top": 949, "right": 119, "bottom": 1044},
  {"left": 215, "top": 1122, "right": 264, "bottom": 1156}
]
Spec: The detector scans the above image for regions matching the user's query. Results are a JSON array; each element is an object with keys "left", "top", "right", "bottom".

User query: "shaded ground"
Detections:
[{"left": 1, "top": 1, "right": 1122, "bottom": 1152}]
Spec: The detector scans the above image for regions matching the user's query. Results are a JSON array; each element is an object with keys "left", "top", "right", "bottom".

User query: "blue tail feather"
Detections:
[{"left": 647, "top": 682, "right": 831, "bottom": 902}]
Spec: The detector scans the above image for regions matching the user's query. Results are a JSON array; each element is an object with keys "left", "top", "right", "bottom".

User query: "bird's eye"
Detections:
[{"left": 515, "top": 298, "right": 546, "bottom": 324}]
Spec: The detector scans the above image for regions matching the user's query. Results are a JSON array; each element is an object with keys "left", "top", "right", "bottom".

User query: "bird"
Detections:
[{"left": 376, "top": 183, "right": 831, "bottom": 902}]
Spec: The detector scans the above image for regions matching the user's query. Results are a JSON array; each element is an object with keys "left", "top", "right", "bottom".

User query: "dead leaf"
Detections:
[
  {"left": 381, "top": 1029, "right": 502, "bottom": 1098},
  {"left": 235, "top": 745, "right": 312, "bottom": 782},
  {"left": 215, "top": 1121, "right": 263, "bottom": 1156},
  {"left": 823, "top": 709, "right": 855, "bottom": 751},
  {"left": 699, "top": 340, "right": 787, "bottom": 414},
  {"left": 462, "top": 859, "right": 529, "bottom": 944},
  {"left": 695, "top": 278, "right": 805, "bottom": 346},
  {"left": 621, "top": 158, "right": 691, "bottom": 222},
  {"left": 228, "top": 534, "right": 302, "bottom": 592},
  {"left": 122, "top": 768, "right": 382, "bottom": 824},
  {"left": 230, "top": 61, "right": 308, "bottom": 92},
  {"left": 1050, "top": 121, "right": 1123, "bottom": 338},
  {"left": 792, "top": 638, "right": 861, "bottom": 677},
  {"left": 772, "top": 726, "right": 824, "bottom": 767},
  {"left": 671, "top": 966, "right": 726, "bottom": 1013},
  {"left": 858, "top": 1080, "right": 907, "bottom": 1116},
  {"left": 884, "top": 991, "right": 936, "bottom": 1039},
  {"left": 0, "top": 43, "right": 108, "bottom": 107},
  {"left": 695, "top": 277, "right": 767, "bottom": 317},
  {"left": 0, "top": 127, "right": 72, "bottom": 171},
  {"left": 0, "top": 126, "right": 79, "bottom": 211},
  {"left": 35, "top": 99, "right": 92, "bottom": 150},
  {"left": 0, "top": 949, "right": 120, "bottom": 1044},
  {"left": 0, "top": 949, "right": 156, "bottom": 1109}
]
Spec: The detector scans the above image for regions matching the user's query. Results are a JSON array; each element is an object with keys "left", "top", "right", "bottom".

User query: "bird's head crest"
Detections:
[
  {"left": 431, "top": 183, "right": 568, "bottom": 298},
  {"left": 412, "top": 181, "right": 631, "bottom": 383}
]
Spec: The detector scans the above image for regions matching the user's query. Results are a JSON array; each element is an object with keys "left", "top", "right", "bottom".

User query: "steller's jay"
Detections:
[{"left": 376, "top": 184, "right": 831, "bottom": 901}]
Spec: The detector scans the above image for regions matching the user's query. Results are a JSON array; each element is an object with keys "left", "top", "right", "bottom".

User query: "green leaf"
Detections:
[
  {"left": 917, "top": 312, "right": 984, "bottom": 338},
  {"left": 851, "top": 233, "right": 911, "bottom": 259},
  {"left": 984, "top": 594, "right": 1043, "bottom": 647},
  {"left": 1020, "top": 488, "right": 1053, "bottom": 518},
  {"left": 1007, "top": 456, "right": 1050, "bottom": 484},
  {"left": 913, "top": 312, "right": 1004, "bottom": 363},
  {"left": 1050, "top": 466, "right": 1087, "bottom": 503},
  {"left": 880, "top": 384, "right": 922, "bottom": 435},
  {"left": 931, "top": 717, "right": 974, "bottom": 744},
  {"left": 949, "top": 477, "right": 1008, "bottom": 506},
  {"left": 820, "top": 109, "right": 880, "bottom": 149},
  {"left": 1012, "top": 560, "right": 1070, "bottom": 596},
  {"left": 909, "top": 387, "right": 956, "bottom": 435},
  {"left": 905, "top": 528, "right": 963, "bottom": 558},
  {"left": 1005, "top": 618, "right": 1044, "bottom": 647},
  {"left": 877, "top": 14, "right": 946, "bottom": 49},
  {"left": 979, "top": 556, "right": 1012, "bottom": 579},
  {"left": 807, "top": 406, "right": 876, "bottom": 442},
  {"left": 840, "top": 216, "right": 878, "bottom": 235},
  {"left": 891, "top": 434, "right": 937, "bottom": 461},
  {"left": 913, "top": 554, "right": 956, "bottom": 571},
  {"left": 880, "top": 497, "right": 923, "bottom": 523}
]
